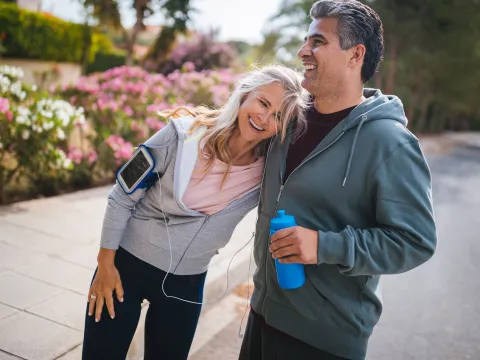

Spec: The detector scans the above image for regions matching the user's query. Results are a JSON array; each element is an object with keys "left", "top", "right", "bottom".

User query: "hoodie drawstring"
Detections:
[{"left": 342, "top": 114, "right": 368, "bottom": 187}]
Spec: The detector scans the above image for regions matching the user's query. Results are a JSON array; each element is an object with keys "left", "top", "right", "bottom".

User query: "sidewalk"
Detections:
[{"left": 0, "top": 186, "right": 256, "bottom": 360}]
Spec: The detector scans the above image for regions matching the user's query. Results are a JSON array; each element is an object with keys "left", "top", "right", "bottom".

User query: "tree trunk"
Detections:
[
  {"left": 385, "top": 34, "right": 398, "bottom": 94},
  {"left": 142, "top": 26, "right": 177, "bottom": 72},
  {"left": 80, "top": 23, "right": 92, "bottom": 75},
  {"left": 374, "top": 71, "right": 382, "bottom": 90},
  {"left": 124, "top": 0, "right": 147, "bottom": 66},
  {"left": 416, "top": 97, "right": 431, "bottom": 133}
]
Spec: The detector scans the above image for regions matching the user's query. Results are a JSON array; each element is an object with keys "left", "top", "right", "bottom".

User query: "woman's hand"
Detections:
[{"left": 87, "top": 249, "right": 124, "bottom": 322}]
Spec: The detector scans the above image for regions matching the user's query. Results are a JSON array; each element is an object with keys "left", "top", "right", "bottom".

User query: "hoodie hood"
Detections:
[
  {"left": 334, "top": 88, "right": 408, "bottom": 186},
  {"left": 342, "top": 88, "right": 408, "bottom": 132}
]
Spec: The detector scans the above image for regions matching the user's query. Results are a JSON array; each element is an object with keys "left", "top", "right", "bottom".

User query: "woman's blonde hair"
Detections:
[{"left": 159, "top": 64, "right": 310, "bottom": 184}]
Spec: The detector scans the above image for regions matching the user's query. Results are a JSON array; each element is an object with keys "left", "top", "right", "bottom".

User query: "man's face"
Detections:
[{"left": 297, "top": 18, "right": 351, "bottom": 97}]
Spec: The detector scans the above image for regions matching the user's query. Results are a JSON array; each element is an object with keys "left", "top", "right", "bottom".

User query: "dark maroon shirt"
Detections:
[{"left": 284, "top": 104, "right": 356, "bottom": 180}]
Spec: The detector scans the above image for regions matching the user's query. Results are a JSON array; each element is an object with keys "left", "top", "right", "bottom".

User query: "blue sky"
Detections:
[{"left": 41, "top": 0, "right": 283, "bottom": 43}]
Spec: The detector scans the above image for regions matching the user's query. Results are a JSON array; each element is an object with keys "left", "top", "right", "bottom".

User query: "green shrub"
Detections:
[
  {"left": 0, "top": 3, "right": 112, "bottom": 64},
  {"left": 86, "top": 50, "right": 126, "bottom": 74},
  {"left": 0, "top": 65, "right": 86, "bottom": 203}
]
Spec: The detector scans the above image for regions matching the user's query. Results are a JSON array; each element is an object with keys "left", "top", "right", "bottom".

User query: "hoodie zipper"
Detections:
[
  {"left": 173, "top": 215, "right": 210, "bottom": 273},
  {"left": 260, "top": 131, "right": 346, "bottom": 314}
]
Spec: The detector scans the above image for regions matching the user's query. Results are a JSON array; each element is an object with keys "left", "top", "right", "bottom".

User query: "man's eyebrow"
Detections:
[{"left": 304, "top": 33, "right": 328, "bottom": 42}]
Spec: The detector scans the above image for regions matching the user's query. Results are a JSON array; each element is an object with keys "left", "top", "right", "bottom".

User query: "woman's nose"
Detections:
[{"left": 257, "top": 113, "right": 267, "bottom": 123}]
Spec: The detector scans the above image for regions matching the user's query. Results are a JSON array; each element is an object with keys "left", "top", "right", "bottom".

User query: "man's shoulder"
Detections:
[{"left": 361, "top": 119, "right": 418, "bottom": 152}]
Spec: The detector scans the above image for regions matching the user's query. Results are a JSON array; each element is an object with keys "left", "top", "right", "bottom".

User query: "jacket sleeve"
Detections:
[
  {"left": 316, "top": 140, "right": 437, "bottom": 275},
  {"left": 99, "top": 122, "right": 177, "bottom": 250}
]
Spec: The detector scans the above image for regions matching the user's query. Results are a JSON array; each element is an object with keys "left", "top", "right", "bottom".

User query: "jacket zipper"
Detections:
[
  {"left": 173, "top": 184, "right": 259, "bottom": 273},
  {"left": 173, "top": 215, "right": 210, "bottom": 273},
  {"left": 260, "top": 131, "right": 345, "bottom": 314}
]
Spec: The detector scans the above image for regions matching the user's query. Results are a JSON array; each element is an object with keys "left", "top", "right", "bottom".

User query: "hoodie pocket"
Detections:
[
  {"left": 266, "top": 265, "right": 325, "bottom": 321},
  {"left": 148, "top": 216, "right": 198, "bottom": 252}
]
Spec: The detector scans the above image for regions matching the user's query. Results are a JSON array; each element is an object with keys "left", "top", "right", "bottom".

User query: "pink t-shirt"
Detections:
[{"left": 182, "top": 154, "right": 265, "bottom": 215}]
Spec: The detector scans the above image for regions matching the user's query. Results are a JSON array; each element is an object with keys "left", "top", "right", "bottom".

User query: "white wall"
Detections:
[
  {"left": 0, "top": 59, "right": 81, "bottom": 89},
  {"left": 17, "top": 0, "right": 43, "bottom": 12}
]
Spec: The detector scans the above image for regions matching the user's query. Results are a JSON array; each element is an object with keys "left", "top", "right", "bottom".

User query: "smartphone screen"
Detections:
[{"left": 120, "top": 150, "right": 152, "bottom": 189}]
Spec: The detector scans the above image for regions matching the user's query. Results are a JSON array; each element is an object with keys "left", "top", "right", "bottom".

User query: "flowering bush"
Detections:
[
  {"left": 0, "top": 65, "right": 85, "bottom": 202},
  {"left": 158, "top": 32, "right": 238, "bottom": 74},
  {"left": 52, "top": 65, "right": 241, "bottom": 179},
  {"left": 0, "top": 63, "right": 242, "bottom": 204}
]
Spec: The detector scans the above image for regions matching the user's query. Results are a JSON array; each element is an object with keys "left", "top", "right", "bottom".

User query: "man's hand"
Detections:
[{"left": 269, "top": 226, "right": 318, "bottom": 264}]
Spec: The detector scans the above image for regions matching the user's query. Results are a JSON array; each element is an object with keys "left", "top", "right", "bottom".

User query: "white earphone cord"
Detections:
[{"left": 154, "top": 133, "right": 275, "bottom": 338}]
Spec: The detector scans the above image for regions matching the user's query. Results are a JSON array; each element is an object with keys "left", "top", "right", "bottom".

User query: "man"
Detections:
[{"left": 239, "top": 1, "right": 437, "bottom": 360}]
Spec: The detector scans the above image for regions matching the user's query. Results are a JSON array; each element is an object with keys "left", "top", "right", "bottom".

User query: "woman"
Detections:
[{"left": 82, "top": 65, "right": 309, "bottom": 360}]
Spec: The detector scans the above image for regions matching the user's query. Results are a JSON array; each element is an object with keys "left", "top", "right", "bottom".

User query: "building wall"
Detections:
[
  {"left": 17, "top": 0, "right": 43, "bottom": 12},
  {"left": 0, "top": 58, "right": 81, "bottom": 89}
]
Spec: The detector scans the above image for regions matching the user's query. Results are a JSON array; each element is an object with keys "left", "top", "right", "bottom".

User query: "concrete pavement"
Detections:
[{"left": 0, "top": 186, "right": 256, "bottom": 359}]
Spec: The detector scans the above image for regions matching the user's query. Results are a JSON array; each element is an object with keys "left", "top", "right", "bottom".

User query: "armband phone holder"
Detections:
[{"left": 116, "top": 144, "right": 157, "bottom": 194}]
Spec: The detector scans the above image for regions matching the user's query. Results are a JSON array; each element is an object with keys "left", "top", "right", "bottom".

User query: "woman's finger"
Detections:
[
  {"left": 105, "top": 292, "right": 115, "bottom": 319},
  {"left": 88, "top": 293, "right": 97, "bottom": 317},
  {"left": 95, "top": 296, "right": 105, "bottom": 322},
  {"left": 115, "top": 278, "right": 124, "bottom": 303}
]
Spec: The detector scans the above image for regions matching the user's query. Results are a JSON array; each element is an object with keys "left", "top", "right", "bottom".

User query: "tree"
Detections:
[
  {"left": 269, "top": 0, "right": 480, "bottom": 133},
  {"left": 141, "top": 0, "right": 193, "bottom": 72},
  {"left": 79, "top": 0, "right": 193, "bottom": 67}
]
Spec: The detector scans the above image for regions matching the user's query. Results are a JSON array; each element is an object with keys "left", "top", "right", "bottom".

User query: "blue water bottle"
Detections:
[{"left": 270, "top": 210, "right": 306, "bottom": 290}]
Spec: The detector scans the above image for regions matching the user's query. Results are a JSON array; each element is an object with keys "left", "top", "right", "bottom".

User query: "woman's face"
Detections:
[{"left": 237, "top": 82, "right": 287, "bottom": 144}]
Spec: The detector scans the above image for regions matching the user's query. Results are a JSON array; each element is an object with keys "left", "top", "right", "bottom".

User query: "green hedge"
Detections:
[
  {"left": 86, "top": 50, "right": 126, "bottom": 74},
  {"left": 0, "top": 3, "right": 107, "bottom": 63}
]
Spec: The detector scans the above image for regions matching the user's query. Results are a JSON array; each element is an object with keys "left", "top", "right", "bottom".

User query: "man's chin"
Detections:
[{"left": 301, "top": 77, "right": 318, "bottom": 94}]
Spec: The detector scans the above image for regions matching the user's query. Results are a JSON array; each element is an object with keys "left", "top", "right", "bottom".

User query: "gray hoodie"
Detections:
[{"left": 100, "top": 116, "right": 261, "bottom": 275}]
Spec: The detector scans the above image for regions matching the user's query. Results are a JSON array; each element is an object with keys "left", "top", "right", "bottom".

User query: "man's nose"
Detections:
[{"left": 297, "top": 43, "right": 310, "bottom": 58}]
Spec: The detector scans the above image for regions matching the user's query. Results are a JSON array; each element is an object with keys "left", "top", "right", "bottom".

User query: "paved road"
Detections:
[{"left": 191, "top": 144, "right": 480, "bottom": 360}]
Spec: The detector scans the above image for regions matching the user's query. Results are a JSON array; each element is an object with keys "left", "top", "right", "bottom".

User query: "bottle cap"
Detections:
[{"left": 271, "top": 209, "right": 296, "bottom": 231}]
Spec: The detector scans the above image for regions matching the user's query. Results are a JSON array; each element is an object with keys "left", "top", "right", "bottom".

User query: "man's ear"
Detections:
[{"left": 349, "top": 44, "right": 366, "bottom": 68}]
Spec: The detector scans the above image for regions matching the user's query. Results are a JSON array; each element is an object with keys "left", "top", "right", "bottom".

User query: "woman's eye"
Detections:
[{"left": 258, "top": 99, "right": 268, "bottom": 108}]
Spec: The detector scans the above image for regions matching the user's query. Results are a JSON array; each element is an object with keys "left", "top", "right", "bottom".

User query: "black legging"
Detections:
[{"left": 82, "top": 247, "right": 207, "bottom": 360}]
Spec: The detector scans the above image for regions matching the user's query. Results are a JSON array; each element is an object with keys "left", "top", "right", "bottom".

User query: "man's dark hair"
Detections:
[{"left": 310, "top": 0, "right": 384, "bottom": 83}]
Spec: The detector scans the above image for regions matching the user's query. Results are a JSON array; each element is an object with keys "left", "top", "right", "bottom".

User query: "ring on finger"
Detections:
[{"left": 90, "top": 295, "right": 97, "bottom": 300}]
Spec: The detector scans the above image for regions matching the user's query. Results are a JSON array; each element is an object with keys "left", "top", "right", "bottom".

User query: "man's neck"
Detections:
[{"left": 313, "top": 87, "right": 365, "bottom": 114}]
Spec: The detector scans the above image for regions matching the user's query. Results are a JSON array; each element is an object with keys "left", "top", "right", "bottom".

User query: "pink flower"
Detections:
[
  {"left": 0, "top": 97, "right": 9, "bottom": 113},
  {"left": 105, "top": 135, "right": 134, "bottom": 164},
  {"left": 67, "top": 146, "right": 84, "bottom": 165},
  {"left": 146, "top": 117, "right": 166, "bottom": 131},
  {"left": 211, "top": 85, "right": 230, "bottom": 106},
  {"left": 123, "top": 106, "right": 134, "bottom": 117},
  {"left": 183, "top": 61, "right": 195, "bottom": 72},
  {"left": 147, "top": 102, "right": 170, "bottom": 114},
  {"left": 6, "top": 111, "right": 13, "bottom": 121},
  {"left": 131, "top": 120, "right": 141, "bottom": 132},
  {"left": 119, "top": 143, "right": 133, "bottom": 158},
  {"left": 87, "top": 150, "right": 98, "bottom": 165},
  {"left": 109, "top": 100, "right": 119, "bottom": 112}
]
